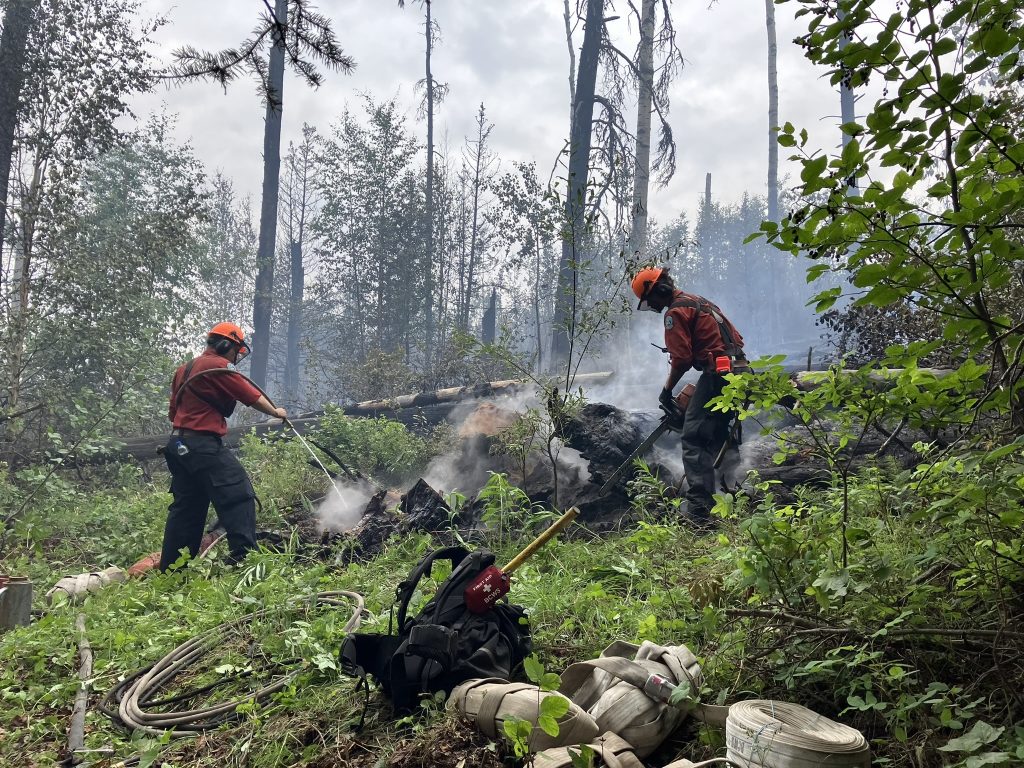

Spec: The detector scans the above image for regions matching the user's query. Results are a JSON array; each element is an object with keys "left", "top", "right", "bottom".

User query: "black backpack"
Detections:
[{"left": 340, "top": 545, "right": 532, "bottom": 714}]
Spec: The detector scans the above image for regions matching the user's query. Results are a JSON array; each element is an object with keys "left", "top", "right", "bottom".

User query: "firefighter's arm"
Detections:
[
  {"left": 664, "top": 362, "right": 688, "bottom": 393},
  {"left": 663, "top": 309, "right": 693, "bottom": 392},
  {"left": 250, "top": 395, "right": 287, "bottom": 420}
]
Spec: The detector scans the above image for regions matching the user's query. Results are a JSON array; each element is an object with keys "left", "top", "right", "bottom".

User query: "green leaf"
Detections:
[
  {"left": 569, "top": 745, "right": 596, "bottom": 768},
  {"left": 965, "top": 753, "right": 1011, "bottom": 767},
  {"left": 539, "top": 714, "right": 560, "bottom": 738},
  {"left": 801, "top": 155, "right": 829, "bottom": 184},
  {"left": 851, "top": 263, "right": 889, "bottom": 287},
  {"left": 541, "top": 694, "right": 571, "bottom": 720},
  {"left": 940, "top": 721, "right": 1006, "bottom": 753},
  {"left": 933, "top": 37, "right": 957, "bottom": 56},
  {"left": 982, "top": 27, "right": 1013, "bottom": 56},
  {"left": 524, "top": 654, "right": 545, "bottom": 684},
  {"left": 806, "top": 263, "right": 831, "bottom": 282},
  {"left": 540, "top": 672, "right": 561, "bottom": 691}
]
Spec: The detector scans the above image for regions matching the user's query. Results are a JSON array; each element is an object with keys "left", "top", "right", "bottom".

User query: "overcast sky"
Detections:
[{"left": 130, "top": 0, "right": 850, "bottom": 226}]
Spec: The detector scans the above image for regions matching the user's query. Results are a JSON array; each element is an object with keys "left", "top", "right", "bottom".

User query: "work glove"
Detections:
[{"left": 659, "top": 387, "right": 674, "bottom": 410}]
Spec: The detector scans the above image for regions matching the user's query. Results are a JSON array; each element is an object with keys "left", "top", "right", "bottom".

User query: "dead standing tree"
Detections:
[
  {"left": 0, "top": 0, "right": 40, "bottom": 274},
  {"left": 279, "top": 124, "right": 319, "bottom": 407},
  {"left": 399, "top": 0, "right": 449, "bottom": 376},
  {"left": 163, "top": 0, "right": 354, "bottom": 388},
  {"left": 551, "top": 0, "right": 682, "bottom": 366}
]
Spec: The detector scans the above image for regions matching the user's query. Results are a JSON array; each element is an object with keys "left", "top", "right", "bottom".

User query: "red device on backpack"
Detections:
[{"left": 464, "top": 507, "right": 579, "bottom": 613}]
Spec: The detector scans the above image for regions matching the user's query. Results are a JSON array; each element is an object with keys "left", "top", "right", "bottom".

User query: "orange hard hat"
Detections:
[
  {"left": 208, "top": 322, "right": 251, "bottom": 358},
  {"left": 631, "top": 267, "right": 664, "bottom": 300}
]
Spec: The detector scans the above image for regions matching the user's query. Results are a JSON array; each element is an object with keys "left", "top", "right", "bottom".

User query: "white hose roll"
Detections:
[
  {"left": 724, "top": 700, "right": 870, "bottom": 768},
  {"left": 47, "top": 567, "right": 127, "bottom": 604}
]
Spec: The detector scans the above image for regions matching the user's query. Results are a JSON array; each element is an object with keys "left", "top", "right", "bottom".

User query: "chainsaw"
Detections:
[{"left": 595, "top": 383, "right": 695, "bottom": 497}]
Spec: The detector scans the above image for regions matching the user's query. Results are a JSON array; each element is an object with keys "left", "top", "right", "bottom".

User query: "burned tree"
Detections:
[
  {"left": 551, "top": 0, "right": 683, "bottom": 364},
  {"left": 164, "top": 0, "right": 354, "bottom": 387}
]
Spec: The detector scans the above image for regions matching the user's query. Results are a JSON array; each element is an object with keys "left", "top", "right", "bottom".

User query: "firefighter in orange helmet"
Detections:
[
  {"left": 160, "top": 323, "right": 287, "bottom": 570},
  {"left": 632, "top": 267, "right": 747, "bottom": 525}
]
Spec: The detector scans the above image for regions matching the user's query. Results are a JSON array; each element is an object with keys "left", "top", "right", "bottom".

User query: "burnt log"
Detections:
[
  {"left": 328, "top": 489, "right": 400, "bottom": 565},
  {"left": 559, "top": 403, "right": 665, "bottom": 486},
  {"left": 95, "top": 374, "right": 615, "bottom": 464},
  {"left": 400, "top": 479, "right": 452, "bottom": 533}
]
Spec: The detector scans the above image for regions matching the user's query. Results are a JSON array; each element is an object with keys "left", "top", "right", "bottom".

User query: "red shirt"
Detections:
[
  {"left": 663, "top": 290, "right": 744, "bottom": 373},
  {"left": 168, "top": 349, "right": 262, "bottom": 435}
]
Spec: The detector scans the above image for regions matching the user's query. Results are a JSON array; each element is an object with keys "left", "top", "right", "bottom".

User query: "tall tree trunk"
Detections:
[
  {"left": 463, "top": 104, "right": 489, "bottom": 332},
  {"left": 764, "top": 0, "right": 779, "bottom": 223},
  {"left": 481, "top": 289, "right": 496, "bottom": 344},
  {"left": 701, "top": 171, "right": 713, "bottom": 280},
  {"left": 562, "top": 0, "right": 576, "bottom": 109},
  {"left": 5, "top": 162, "right": 40, "bottom": 414},
  {"left": 0, "top": 0, "right": 38, "bottom": 277},
  {"left": 765, "top": 0, "right": 780, "bottom": 340},
  {"left": 534, "top": 233, "right": 543, "bottom": 371},
  {"left": 629, "top": 0, "right": 656, "bottom": 256},
  {"left": 550, "top": 0, "right": 601, "bottom": 366},
  {"left": 285, "top": 240, "right": 303, "bottom": 402},
  {"left": 423, "top": 0, "right": 435, "bottom": 373},
  {"left": 456, "top": 177, "right": 468, "bottom": 330},
  {"left": 837, "top": 9, "right": 857, "bottom": 194},
  {"left": 249, "top": 0, "right": 287, "bottom": 388}
]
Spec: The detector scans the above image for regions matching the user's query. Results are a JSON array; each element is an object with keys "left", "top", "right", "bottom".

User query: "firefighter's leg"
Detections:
[
  {"left": 160, "top": 440, "right": 211, "bottom": 571},
  {"left": 203, "top": 442, "right": 257, "bottom": 566},
  {"left": 680, "top": 373, "right": 731, "bottom": 522}
]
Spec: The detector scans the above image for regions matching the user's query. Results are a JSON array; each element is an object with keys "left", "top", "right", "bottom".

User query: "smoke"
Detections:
[
  {"left": 315, "top": 481, "right": 372, "bottom": 533},
  {"left": 420, "top": 391, "right": 539, "bottom": 494}
]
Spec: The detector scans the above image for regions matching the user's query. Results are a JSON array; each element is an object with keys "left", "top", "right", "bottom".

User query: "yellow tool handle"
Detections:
[{"left": 502, "top": 506, "right": 579, "bottom": 575}]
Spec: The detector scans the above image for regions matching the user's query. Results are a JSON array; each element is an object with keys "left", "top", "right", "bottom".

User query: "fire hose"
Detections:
[
  {"left": 100, "top": 591, "right": 364, "bottom": 738},
  {"left": 570, "top": 656, "right": 870, "bottom": 767}
]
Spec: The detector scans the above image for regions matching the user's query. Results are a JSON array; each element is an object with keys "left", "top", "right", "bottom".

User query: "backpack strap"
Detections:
[
  {"left": 173, "top": 359, "right": 235, "bottom": 418},
  {"left": 669, "top": 294, "right": 744, "bottom": 359},
  {"left": 394, "top": 546, "right": 470, "bottom": 630}
]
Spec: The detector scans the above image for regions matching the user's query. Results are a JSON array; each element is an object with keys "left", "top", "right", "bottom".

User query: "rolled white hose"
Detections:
[{"left": 723, "top": 700, "right": 870, "bottom": 768}]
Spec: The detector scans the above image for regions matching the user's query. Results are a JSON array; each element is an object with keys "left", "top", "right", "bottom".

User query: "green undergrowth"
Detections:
[{"left": 1, "top": 419, "right": 1023, "bottom": 767}]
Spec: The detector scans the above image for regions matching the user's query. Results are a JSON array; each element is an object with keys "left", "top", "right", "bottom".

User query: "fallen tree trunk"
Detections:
[
  {"left": 103, "top": 373, "right": 616, "bottom": 463},
  {"left": 343, "top": 372, "right": 613, "bottom": 416},
  {"left": 793, "top": 367, "right": 953, "bottom": 391},
  {"left": 64, "top": 613, "right": 92, "bottom": 762}
]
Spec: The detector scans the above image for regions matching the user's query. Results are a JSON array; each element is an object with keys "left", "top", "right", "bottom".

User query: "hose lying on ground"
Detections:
[{"left": 100, "top": 591, "right": 364, "bottom": 737}]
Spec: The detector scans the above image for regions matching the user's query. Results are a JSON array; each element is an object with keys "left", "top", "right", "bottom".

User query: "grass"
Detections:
[{"left": 2, "top": 424, "right": 1022, "bottom": 767}]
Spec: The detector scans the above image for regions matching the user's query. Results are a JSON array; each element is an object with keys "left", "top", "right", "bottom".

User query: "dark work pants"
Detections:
[
  {"left": 680, "top": 371, "right": 734, "bottom": 521},
  {"left": 160, "top": 435, "right": 257, "bottom": 571}
]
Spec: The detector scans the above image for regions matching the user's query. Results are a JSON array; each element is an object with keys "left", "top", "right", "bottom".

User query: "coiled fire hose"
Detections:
[
  {"left": 571, "top": 656, "right": 871, "bottom": 767},
  {"left": 100, "top": 591, "right": 364, "bottom": 738},
  {"left": 700, "top": 700, "right": 870, "bottom": 767}
]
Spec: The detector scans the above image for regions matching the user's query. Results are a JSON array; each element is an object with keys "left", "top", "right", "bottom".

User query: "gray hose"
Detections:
[{"left": 105, "top": 591, "right": 364, "bottom": 738}]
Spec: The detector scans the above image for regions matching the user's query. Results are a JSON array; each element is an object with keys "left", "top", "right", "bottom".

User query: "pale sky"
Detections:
[{"left": 129, "top": 0, "right": 851, "bottom": 225}]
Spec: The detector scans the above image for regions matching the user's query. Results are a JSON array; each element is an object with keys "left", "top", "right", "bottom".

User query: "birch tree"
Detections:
[
  {"left": 626, "top": 0, "right": 684, "bottom": 256},
  {"left": 765, "top": 0, "right": 779, "bottom": 223}
]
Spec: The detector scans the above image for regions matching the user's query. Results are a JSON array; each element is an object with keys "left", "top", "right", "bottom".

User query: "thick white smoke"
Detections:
[{"left": 315, "top": 481, "right": 372, "bottom": 533}]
